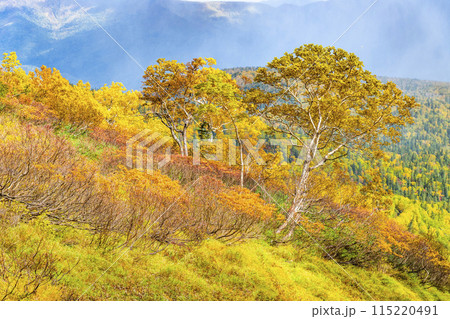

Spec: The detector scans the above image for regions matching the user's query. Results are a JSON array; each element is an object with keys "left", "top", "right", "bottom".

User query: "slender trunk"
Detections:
[
  {"left": 183, "top": 131, "right": 188, "bottom": 156},
  {"left": 228, "top": 114, "right": 244, "bottom": 187},
  {"left": 180, "top": 125, "right": 188, "bottom": 156},
  {"left": 239, "top": 141, "right": 244, "bottom": 187},
  {"left": 276, "top": 162, "right": 310, "bottom": 236},
  {"left": 276, "top": 133, "right": 318, "bottom": 239},
  {"left": 170, "top": 128, "right": 184, "bottom": 156}
]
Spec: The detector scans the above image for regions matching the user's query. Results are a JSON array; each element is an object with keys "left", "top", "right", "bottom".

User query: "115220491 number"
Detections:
[{"left": 372, "top": 305, "right": 438, "bottom": 316}]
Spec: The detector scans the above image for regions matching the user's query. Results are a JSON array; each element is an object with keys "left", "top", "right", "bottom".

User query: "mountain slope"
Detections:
[{"left": 1, "top": 217, "right": 448, "bottom": 301}]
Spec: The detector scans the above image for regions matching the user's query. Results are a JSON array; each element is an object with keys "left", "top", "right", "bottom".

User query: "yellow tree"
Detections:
[
  {"left": 195, "top": 69, "right": 252, "bottom": 186},
  {"left": 196, "top": 68, "right": 269, "bottom": 187},
  {"left": 0, "top": 52, "right": 30, "bottom": 98},
  {"left": 94, "top": 82, "right": 145, "bottom": 134},
  {"left": 249, "top": 44, "right": 419, "bottom": 239},
  {"left": 29, "top": 66, "right": 102, "bottom": 128},
  {"left": 142, "top": 58, "right": 216, "bottom": 156}
]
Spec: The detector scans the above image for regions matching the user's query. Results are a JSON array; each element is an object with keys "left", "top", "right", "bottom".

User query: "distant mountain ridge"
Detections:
[
  {"left": 1, "top": 0, "right": 449, "bottom": 89},
  {"left": 225, "top": 66, "right": 450, "bottom": 94}
]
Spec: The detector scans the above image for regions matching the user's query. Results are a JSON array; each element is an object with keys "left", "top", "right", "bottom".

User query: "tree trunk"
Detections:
[
  {"left": 177, "top": 125, "right": 188, "bottom": 157},
  {"left": 276, "top": 134, "right": 319, "bottom": 241},
  {"left": 229, "top": 115, "right": 244, "bottom": 187},
  {"left": 276, "top": 162, "right": 310, "bottom": 238},
  {"left": 239, "top": 141, "right": 244, "bottom": 187},
  {"left": 168, "top": 126, "right": 185, "bottom": 157},
  {"left": 276, "top": 133, "right": 321, "bottom": 240},
  {"left": 182, "top": 131, "right": 188, "bottom": 156}
]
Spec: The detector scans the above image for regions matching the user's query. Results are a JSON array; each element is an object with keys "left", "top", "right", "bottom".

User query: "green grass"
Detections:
[
  {"left": 57, "top": 125, "right": 115, "bottom": 161},
  {"left": 1, "top": 220, "right": 448, "bottom": 301}
]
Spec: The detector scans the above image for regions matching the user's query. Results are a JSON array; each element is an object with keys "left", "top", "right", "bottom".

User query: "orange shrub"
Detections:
[
  {"left": 298, "top": 201, "right": 449, "bottom": 289},
  {"left": 187, "top": 176, "right": 276, "bottom": 241},
  {"left": 218, "top": 186, "right": 275, "bottom": 221}
]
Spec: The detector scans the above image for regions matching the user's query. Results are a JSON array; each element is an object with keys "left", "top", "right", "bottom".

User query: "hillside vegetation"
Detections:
[
  {"left": 227, "top": 68, "right": 450, "bottom": 250},
  {"left": 0, "top": 47, "right": 449, "bottom": 300}
]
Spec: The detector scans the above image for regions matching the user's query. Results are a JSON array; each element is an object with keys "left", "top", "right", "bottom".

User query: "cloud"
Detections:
[
  {"left": 0, "top": 0, "right": 46, "bottom": 11},
  {"left": 204, "top": 2, "right": 242, "bottom": 22},
  {"left": 21, "top": 64, "right": 39, "bottom": 73},
  {"left": 182, "top": 0, "right": 266, "bottom": 2},
  {"left": 0, "top": 0, "right": 111, "bottom": 39},
  {"left": 182, "top": 0, "right": 328, "bottom": 5},
  {"left": 0, "top": 21, "right": 14, "bottom": 28},
  {"left": 37, "top": 48, "right": 54, "bottom": 56},
  {"left": 201, "top": 1, "right": 263, "bottom": 23}
]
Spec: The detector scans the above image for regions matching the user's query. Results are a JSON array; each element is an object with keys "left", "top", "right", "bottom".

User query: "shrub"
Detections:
[{"left": 187, "top": 176, "right": 276, "bottom": 242}]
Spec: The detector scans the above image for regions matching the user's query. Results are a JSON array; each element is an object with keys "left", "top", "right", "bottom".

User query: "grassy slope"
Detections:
[
  {"left": 57, "top": 132, "right": 450, "bottom": 301},
  {"left": 0, "top": 114, "right": 448, "bottom": 301},
  {"left": 3, "top": 220, "right": 448, "bottom": 301}
]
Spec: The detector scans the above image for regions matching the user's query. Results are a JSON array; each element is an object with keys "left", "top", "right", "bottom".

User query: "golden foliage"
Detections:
[
  {"left": 218, "top": 186, "right": 275, "bottom": 221},
  {"left": 29, "top": 66, "right": 102, "bottom": 127}
]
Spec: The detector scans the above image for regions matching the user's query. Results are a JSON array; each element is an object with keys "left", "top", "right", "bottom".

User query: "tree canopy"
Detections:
[
  {"left": 248, "top": 44, "right": 419, "bottom": 238},
  {"left": 141, "top": 57, "right": 217, "bottom": 156}
]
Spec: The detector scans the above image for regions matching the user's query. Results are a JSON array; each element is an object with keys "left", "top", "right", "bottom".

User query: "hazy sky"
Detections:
[
  {"left": 181, "top": 0, "right": 326, "bottom": 5},
  {"left": 181, "top": 0, "right": 311, "bottom": 1},
  {"left": 2, "top": 0, "right": 448, "bottom": 87}
]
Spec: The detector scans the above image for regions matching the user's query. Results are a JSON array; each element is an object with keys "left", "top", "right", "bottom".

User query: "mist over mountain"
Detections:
[{"left": 1, "top": 0, "right": 449, "bottom": 89}]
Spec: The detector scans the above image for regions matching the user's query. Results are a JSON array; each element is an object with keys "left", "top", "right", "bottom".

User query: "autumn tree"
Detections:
[
  {"left": 94, "top": 82, "right": 141, "bottom": 127},
  {"left": 29, "top": 66, "right": 102, "bottom": 128},
  {"left": 93, "top": 81, "right": 157, "bottom": 136},
  {"left": 141, "top": 58, "right": 216, "bottom": 156},
  {"left": 249, "top": 44, "right": 419, "bottom": 239},
  {"left": 196, "top": 69, "right": 265, "bottom": 186},
  {"left": 0, "top": 52, "right": 30, "bottom": 98}
]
